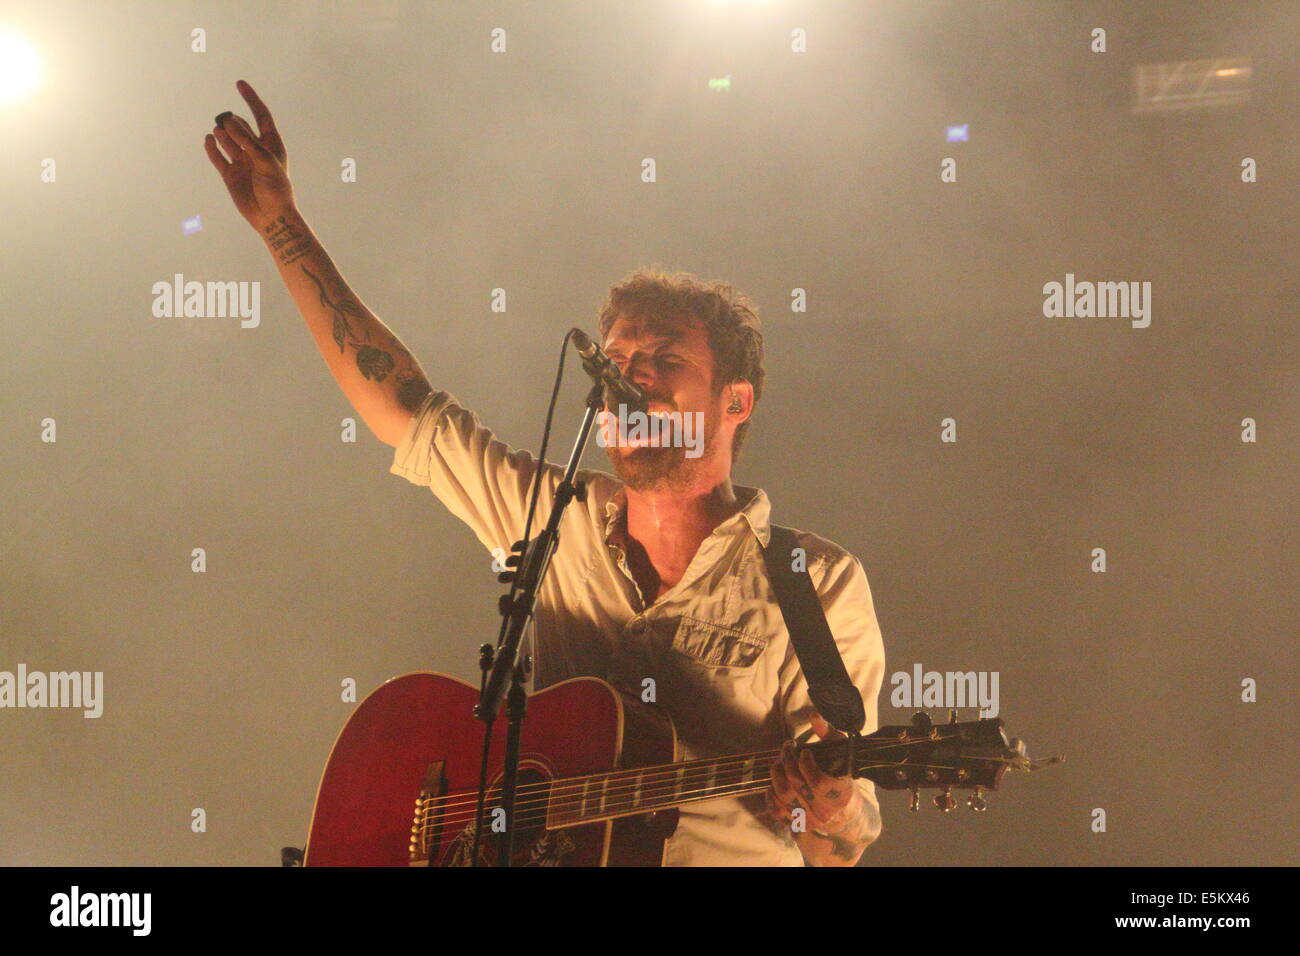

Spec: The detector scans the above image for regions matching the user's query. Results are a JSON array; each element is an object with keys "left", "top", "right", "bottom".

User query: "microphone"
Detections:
[{"left": 571, "top": 328, "right": 648, "bottom": 414}]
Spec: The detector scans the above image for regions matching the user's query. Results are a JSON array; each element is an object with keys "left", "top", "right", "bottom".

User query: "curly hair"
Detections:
[{"left": 596, "top": 268, "right": 766, "bottom": 460}]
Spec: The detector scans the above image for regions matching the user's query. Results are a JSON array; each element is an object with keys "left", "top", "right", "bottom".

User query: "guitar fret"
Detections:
[{"left": 549, "top": 751, "right": 782, "bottom": 827}]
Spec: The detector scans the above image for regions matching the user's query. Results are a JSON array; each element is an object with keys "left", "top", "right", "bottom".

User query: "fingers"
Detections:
[
  {"left": 781, "top": 738, "right": 819, "bottom": 789},
  {"left": 220, "top": 112, "right": 273, "bottom": 163},
  {"left": 236, "top": 80, "right": 282, "bottom": 148},
  {"left": 798, "top": 744, "right": 829, "bottom": 788},
  {"left": 769, "top": 757, "right": 798, "bottom": 810},
  {"left": 764, "top": 786, "right": 791, "bottom": 823},
  {"left": 212, "top": 124, "right": 244, "bottom": 165},
  {"left": 781, "top": 740, "right": 829, "bottom": 803},
  {"left": 203, "top": 133, "right": 230, "bottom": 172},
  {"left": 808, "top": 709, "right": 846, "bottom": 742},
  {"left": 780, "top": 740, "right": 802, "bottom": 788}
]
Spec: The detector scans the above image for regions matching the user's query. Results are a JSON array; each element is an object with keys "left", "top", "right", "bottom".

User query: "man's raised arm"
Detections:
[{"left": 204, "top": 80, "right": 431, "bottom": 446}]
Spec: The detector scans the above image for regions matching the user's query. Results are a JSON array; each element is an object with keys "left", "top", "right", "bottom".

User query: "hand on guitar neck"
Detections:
[{"left": 767, "top": 711, "right": 878, "bottom": 867}]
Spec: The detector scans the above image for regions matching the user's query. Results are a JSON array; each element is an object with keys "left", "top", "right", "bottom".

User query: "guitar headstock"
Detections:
[{"left": 811, "top": 711, "right": 1061, "bottom": 812}]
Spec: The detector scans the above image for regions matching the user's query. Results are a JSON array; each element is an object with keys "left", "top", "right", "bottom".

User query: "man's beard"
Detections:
[{"left": 603, "top": 401, "right": 721, "bottom": 492}]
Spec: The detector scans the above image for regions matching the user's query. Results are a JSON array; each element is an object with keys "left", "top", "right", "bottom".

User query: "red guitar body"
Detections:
[{"left": 303, "top": 673, "right": 679, "bottom": 867}]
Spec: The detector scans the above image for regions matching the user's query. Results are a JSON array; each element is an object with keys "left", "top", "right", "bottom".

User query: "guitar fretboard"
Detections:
[{"left": 545, "top": 750, "right": 777, "bottom": 828}]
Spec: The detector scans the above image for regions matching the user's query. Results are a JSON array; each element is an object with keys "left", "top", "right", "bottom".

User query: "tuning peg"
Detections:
[
  {"left": 908, "top": 788, "right": 920, "bottom": 812},
  {"left": 968, "top": 787, "right": 987, "bottom": 812},
  {"left": 948, "top": 708, "right": 958, "bottom": 725},
  {"left": 497, "top": 571, "right": 515, "bottom": 584},
  {"left": 910, "top": 712, "right": 933, "bottom": 732},
  {"left": 933, "top": 787, "right": 956, "bottom": 812},
  {"left": 1009, "top": 737, "right": 1028, "bottom": 757}
]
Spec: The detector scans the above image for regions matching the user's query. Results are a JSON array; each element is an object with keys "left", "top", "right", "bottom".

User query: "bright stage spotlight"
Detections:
[{"left": 0, "top": 30, "right": 41, "bottom": 105}]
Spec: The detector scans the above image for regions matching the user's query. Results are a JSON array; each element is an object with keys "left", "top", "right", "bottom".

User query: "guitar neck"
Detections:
[
  {"left": 545, "top": 748, "right": 782, "bottom": 828},
  {"left": 540, "top": 715, "right": 1023, "bottom": 829}
]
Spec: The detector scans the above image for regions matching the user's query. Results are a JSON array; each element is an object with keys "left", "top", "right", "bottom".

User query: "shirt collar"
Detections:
[{"left": 603, "top": 483, "right": 772, "bottom": 550}]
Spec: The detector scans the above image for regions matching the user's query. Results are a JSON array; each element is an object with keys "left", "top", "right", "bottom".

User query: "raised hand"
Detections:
[{"left": 204, "top": 79, "right": 295, "bottom": 232}]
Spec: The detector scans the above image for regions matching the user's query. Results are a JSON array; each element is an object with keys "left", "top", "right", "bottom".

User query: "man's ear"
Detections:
[{"left": 726, "top": 379, "right": 755, "bottom": 422}]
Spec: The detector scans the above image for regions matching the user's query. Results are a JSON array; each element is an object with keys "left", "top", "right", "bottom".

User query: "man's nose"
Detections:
[{"left": 621, "top": 355, "right": 656, "bottom": 390}]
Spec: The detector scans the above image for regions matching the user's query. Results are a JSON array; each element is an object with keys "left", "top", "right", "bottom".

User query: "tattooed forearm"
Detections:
[
  {"left": 300, "top": 264, "right": 430, "bottom": 405},
  {"left": 264, "top": 215, "right": 312, "bottom": 266},
  {"left": 819, "top": 815, "right": 873, "bottom": 863},
  {"left": 302, "top": 264, "right": 367, "bottom": 353},
  {"left": 395, "top": 368, "right": 433, "bottom": 412},
  {"left": 260, "top": 208, "right": 434, "bottom": 438}
]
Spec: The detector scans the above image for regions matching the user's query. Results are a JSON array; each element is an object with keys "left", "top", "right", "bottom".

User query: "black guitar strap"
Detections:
[{"left": 762, "top": 524, "right": 866, "bottom": 735}]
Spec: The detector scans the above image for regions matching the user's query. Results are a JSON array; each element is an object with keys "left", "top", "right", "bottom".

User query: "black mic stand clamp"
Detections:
[{"left": 470, "top": 383, "right": 604, "bottom": 867}]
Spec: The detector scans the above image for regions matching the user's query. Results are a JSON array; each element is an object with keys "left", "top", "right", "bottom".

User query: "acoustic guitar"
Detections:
[{"left": 303, "top": 672, "right": 1055, "bottom": 866}]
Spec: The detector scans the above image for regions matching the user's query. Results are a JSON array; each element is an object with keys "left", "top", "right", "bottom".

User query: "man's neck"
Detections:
[{"left": 622, "top": 479, "right": 744, "bottom": 599}]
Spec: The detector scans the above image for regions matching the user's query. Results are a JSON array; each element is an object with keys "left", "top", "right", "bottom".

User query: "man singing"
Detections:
[{"left": 205, "top": 80, "right": 885, "bottom": 866}]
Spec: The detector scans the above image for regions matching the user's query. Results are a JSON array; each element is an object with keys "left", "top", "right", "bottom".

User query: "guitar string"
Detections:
[
  {"left": 414, "top": 758, "right": 993, "bottom": 841},
  {"left": 410, "top": 733, "right": 965, "bottom": 819},
  {"left": 410, "top": 733, "right": 982, "bottom": 822},
  {"left": 417, "top": 778, "right": 772, "bottom": 846},
  {"left": 415, "top": 759, "right": 982, "bottom": 851},
  {"left": 414, "top": 751, "right": 1003, "bottom": 835}
]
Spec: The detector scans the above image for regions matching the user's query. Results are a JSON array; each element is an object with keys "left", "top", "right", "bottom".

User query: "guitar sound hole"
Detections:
[{"left": 439, "top": 766, "right": 575, "bottom": 867}]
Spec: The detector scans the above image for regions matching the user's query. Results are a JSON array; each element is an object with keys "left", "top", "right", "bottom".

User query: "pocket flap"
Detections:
[{"left": 671, "top": 616, "right": 768, "bottom": 668}]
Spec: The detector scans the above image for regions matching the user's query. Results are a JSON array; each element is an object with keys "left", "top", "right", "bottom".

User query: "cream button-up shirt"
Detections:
[{"left": 390, "top": 390, "right": 886, "bottom": 866}]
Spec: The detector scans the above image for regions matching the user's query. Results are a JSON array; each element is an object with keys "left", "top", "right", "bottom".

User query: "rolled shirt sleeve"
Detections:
[{"left": 389, "top": 389, "right": 567, "bottom": 559}]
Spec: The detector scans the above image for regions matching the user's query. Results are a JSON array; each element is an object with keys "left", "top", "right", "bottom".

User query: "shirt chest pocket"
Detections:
[{"left": 670, "top": 615, "right": 768, "bottom": 668}]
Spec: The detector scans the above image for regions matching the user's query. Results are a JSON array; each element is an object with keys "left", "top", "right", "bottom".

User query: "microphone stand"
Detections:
[{"left": 472, "top": 381, "right": 606, "bottom": 867}]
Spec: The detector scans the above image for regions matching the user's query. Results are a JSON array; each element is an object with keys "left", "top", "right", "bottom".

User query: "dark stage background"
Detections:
[{"left": 1, "top": 0, "right": 1295, "bottom": 865}]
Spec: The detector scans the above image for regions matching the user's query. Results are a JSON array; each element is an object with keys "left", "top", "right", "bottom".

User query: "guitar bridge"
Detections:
[{"left": 408, "top": 760, "right": 446, "bottom": 866}]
